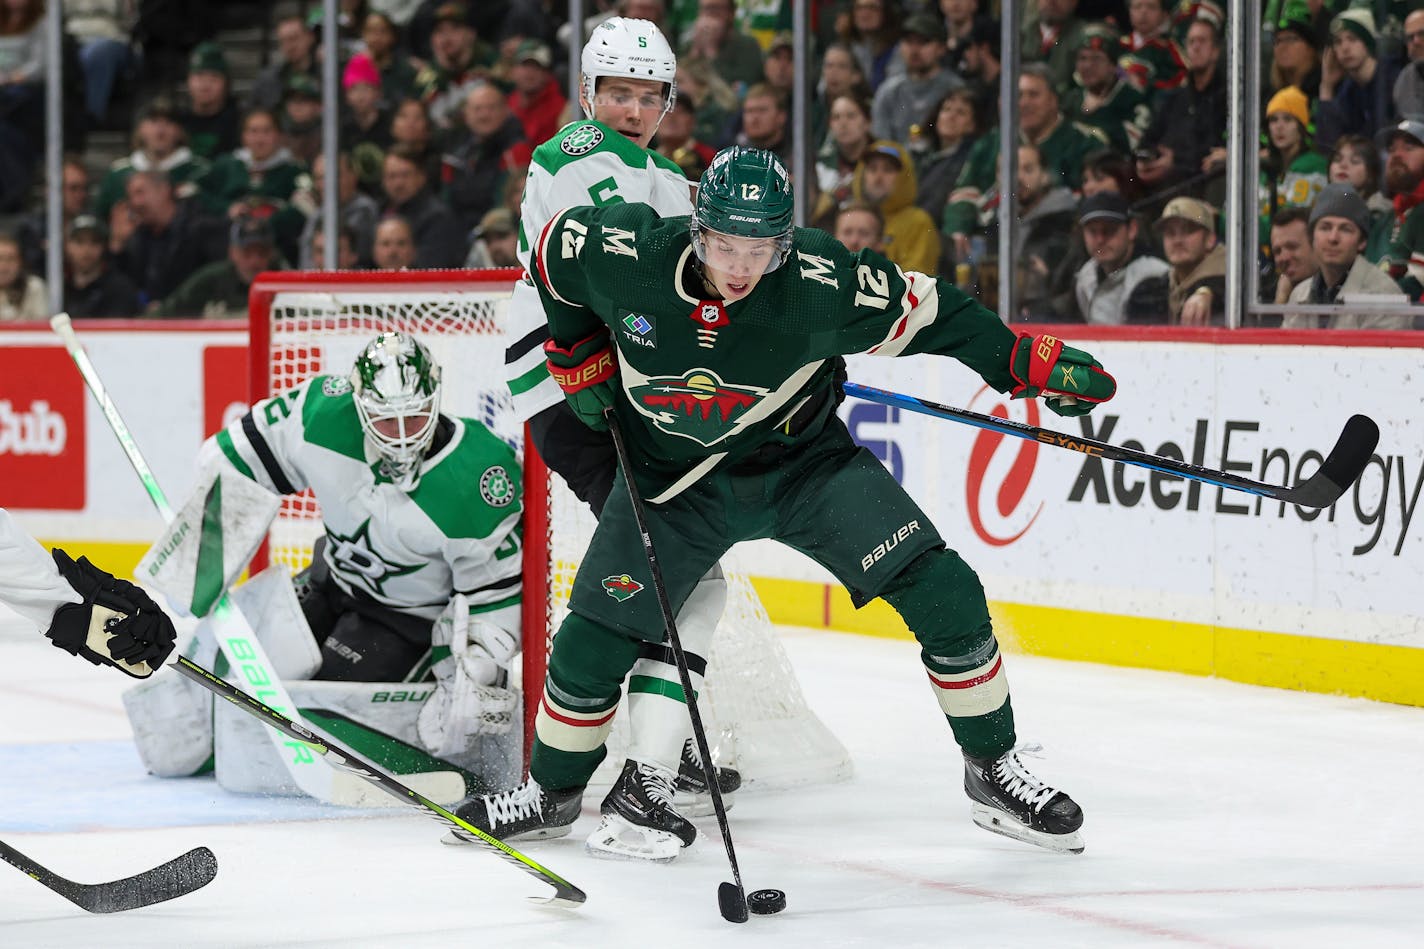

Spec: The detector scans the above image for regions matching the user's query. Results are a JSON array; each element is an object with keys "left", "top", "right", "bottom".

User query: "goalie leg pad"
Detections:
[
  {"left": 231, "top": 567, "right": 321, "bottom": 680},
  {"left": 137, "top": 466, "right": 280, "bottom": 618},
  {"left": 122, "top": 671, "right": 214, "bottom": 777}
]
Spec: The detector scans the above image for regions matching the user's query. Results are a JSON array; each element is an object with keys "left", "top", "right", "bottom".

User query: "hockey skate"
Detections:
[
  {"left": 963, "top": 743, "right": 1084, "bottom": 854},
  {"left": 586, "top": 759, "right": 698, "bottom": 863},
  {"left": 444, "top": 778, "right": 582, "bottom": 845},
  {"left": 672, "top": 738, "right": 743, "bottom": 816}
]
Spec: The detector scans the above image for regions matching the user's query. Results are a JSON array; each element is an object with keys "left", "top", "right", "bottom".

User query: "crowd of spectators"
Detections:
[{"left": 0, "top": 0, "right": 1419, "bottom": 328}]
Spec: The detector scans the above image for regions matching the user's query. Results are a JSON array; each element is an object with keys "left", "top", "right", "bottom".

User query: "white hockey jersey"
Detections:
[
  {"left": 504, "top": 118, "right": 695, "bottom": 422},
  {"left": 209, "top": 375, "right": 523, "bottom": 624},
  {"left": 0, "top": 507, "right": 81, "bottom": 631}
]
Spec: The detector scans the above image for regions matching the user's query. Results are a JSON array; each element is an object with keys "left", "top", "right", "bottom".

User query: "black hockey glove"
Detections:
[{"left": 47, "top": 549, "right": 177, "bottom": 678}]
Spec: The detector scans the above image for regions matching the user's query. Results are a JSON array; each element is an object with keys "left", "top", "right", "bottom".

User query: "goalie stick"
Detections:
[
  {"left": 843, "top": 383, "right": 1379, "bottom": 510},
  {"left": 0, "top": 838, "right": 217, "bottom": 914},
  {"left": 171, "top": 656, "right": 586, "bottom": 908},
  {"left": 50, "top": 313, "right": 463, "bottom": 807}
]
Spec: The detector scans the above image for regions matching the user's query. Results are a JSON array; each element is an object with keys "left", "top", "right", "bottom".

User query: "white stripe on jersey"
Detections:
[{"left": 868, "top": 271, "right": 942, "bottom": 357}]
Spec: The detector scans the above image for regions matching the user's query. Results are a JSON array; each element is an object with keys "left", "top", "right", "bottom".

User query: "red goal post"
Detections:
[{"left": 249, "top": 268, "right": 851, "bottom": 789}]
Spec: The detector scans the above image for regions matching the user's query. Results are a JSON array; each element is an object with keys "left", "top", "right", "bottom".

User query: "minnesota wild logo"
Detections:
[
  {"left": 603, "top": 574, "right": 643, "bottom": 602},
  {"left": 562, "top": 124, "right": 604, "bottom": 156},
  {"left": 630, "top": 368, "right": 768, "bottom": 447}
]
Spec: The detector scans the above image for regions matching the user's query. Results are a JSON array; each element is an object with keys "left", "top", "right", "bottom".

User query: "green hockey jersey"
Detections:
[
  {"left": 209, "top": 375, "right": 523, "bottom": 624},
  {"left": 530, "top": 202, "right": 1020, "bottom": 503}
]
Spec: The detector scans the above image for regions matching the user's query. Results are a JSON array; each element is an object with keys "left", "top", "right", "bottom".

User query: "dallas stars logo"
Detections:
[
  {"left": 325, "top": 519, "right": 423, "bottom": 597},
  {"left": 630, "top": 368, "right": 769, "bottom": 447},
  {"left": 561, "top": 124, "right": 604, "bottom": 156}
]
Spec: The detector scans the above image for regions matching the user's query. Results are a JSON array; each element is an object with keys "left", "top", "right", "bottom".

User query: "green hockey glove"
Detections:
[
  {"left": 545, "top": 331, "right": 618, "bottom": 431},
  {"left": 1009, "top": 333, "right": 1116, "bottom": 417}
]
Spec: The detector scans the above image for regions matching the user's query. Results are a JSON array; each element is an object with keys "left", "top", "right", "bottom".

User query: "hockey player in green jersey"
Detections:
[
  {"left": 473, "top": 15, "right": 741, "bottom": 849},
  {"left": 125, "top": 333, "right": 525, "bottom": 785},
  {"left": 457, "top": 146, "right": 1117, "bottom": 861}
]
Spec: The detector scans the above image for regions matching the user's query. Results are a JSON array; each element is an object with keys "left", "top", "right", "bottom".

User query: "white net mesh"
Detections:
[{"left": 257, "top": 272, "right": 851, "bottom": 790}]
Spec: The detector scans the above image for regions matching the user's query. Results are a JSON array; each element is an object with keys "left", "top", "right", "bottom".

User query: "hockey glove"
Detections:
[
  {"left": 417, "top": 596, "right": 520, "bottom": 757},
  {"left": 545, "top": 330, "right": 618, "bottom": 431},
  {"left": 1009, "top": 333, "right": 1116, "bottom": 418},
  {"left": 47, "top": 549, "right": 177, "bottom": 678}
]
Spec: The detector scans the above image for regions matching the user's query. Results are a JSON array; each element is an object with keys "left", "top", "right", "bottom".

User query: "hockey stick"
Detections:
[
  {"left": 170, "top": 655, "right": 586, "bottom": 908},
  {"left": 48, "top": 313, "right": 350, "bottom": 804},
  {"left": 843, "top": 382, "right": 1380, "bottom": 510},
  {"left": 0, "top": 837, "right": 217, "bottom": 914},
  {"left": 605, "top": 412, "right": 759, "bottom": 924}
]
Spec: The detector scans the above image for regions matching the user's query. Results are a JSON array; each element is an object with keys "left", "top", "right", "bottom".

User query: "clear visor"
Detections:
[{"left": 691, "top": 224, "right": 791, "bottom": 276}]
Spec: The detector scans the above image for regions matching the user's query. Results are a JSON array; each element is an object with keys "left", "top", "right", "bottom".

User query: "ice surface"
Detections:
[{"left": 2, "top": 611, "right": 1421, "bottom": 948}]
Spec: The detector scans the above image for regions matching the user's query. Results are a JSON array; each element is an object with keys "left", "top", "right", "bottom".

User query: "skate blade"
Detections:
[
  {"left": 970, "top": 804, "right": 1085, "bottom": 855},
  {"left": 672, "top": 789, "right": 735, "bottom": 817},
  {"left": 441, "top": 823, "right": 574, "bottom": 847},
  {"left": 584, "top": 813, "right": 687, "bottom": 863}
]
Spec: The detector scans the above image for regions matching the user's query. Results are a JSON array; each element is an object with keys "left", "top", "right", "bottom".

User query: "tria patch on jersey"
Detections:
[
  {"left": 630, "top": 369, "right": 768, "bottom": 447},
  {"left": 479, "top": 465, "right": 516, "bottom": 507},
  {"left": 561, "top": 124, "right": 604, "bottom": 156},
  {"left": 620, "top": 311, "right": 657, "bottom": 348},
  {"left": 602, "top": 574, "right": 644, "bottom": 602}
]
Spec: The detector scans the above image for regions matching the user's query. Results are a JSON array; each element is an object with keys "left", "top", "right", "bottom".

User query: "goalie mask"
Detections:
[
  {"left": 690, "top": 146, "right": 795, "bottom": 275},
  {"left": 350, "top": 332, "right": 442, "bottom": 490}
]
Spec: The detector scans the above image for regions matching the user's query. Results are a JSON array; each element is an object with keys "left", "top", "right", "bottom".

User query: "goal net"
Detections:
[{"left": 249, "top": 269, "right": 852, "bottom": 790}]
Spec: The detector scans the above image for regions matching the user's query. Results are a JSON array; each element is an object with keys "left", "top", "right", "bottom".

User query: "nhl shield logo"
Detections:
[
  {"left": 630, "top": 368, "right": 768, "bottom": 447},
  {"left": 603, "top": 574, "right": 643, "bottom": 602}
]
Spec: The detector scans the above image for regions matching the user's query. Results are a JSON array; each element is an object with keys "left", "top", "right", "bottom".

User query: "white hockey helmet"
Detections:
[
  {"left": 350, "top": 332, "right": 442, "bottom": 491},
  {"left": 580, "top": 16, "right": 677, "bottom": 125}
]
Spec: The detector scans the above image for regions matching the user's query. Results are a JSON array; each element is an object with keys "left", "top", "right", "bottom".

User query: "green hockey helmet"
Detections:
[
  {"left": 690, "top": 146, "right": 795, "bottom": 274},
  {"left": 350, "top": 332, "right": 442, "bottom": 490}
]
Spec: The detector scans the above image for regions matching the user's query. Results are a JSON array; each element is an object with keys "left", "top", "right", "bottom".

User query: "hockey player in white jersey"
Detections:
[
  {"left": 461, "top": 16, "right": 738, "bottom": 860},
  {"left": 125, "top": 333, "right": 524, "bottom": 785},
  {"left": 0, "top": 507, "right": 176, "bottom": 677}
]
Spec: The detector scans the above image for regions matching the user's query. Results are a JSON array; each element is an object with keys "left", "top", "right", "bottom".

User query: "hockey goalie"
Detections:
[{"left": 123, "top": 332, "right": 525, "bottom": 800}]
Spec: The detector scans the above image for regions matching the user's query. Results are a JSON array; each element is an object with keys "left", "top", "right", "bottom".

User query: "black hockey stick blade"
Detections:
[
  {"left": 0, "top": 838, "right": 217, "bottom": 914},
  {"left": 843, "top": 383, "right": 1380, "bottom": 509},
  {"left": 1278, "top": 414, "right": 1379, "bottom": 509},
  {"left": 719, "top": 881, "right": 750, "bottom": 923},
  {"left": 170, "top": 656, "right": 586, "bottom": 908}
]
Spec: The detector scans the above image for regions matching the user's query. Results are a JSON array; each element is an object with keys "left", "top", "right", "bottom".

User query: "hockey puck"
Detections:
[{"left": 747, "top": 888, "right": 787, "bottom": 915}]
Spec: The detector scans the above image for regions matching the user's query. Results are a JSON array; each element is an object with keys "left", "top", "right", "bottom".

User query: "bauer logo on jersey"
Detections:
[
  {"left": 322, "top": 376, "right": 352, "bottom": 397},
  {"left": 602, "top": 574, "right": 644, "bottom": 602},
  {"left": 561, "top": 124, "right": 604, "bottom": 157},
  {"left": 479, "top": 465, "right": 516, "bottom": 507},
  {"left": 630, "top": 369, "right": 769, "bottom": 447},
  {"left": 620, "top": 312, "right": 657, "bottom": 348}
]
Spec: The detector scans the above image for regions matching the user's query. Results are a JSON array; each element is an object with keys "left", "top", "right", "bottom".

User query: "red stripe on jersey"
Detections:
[
  {"left": 533, "top": 209, "right": 568, "bottom": 298},
  {"left": 540, "top": 695, "right": 618, "bottom": 729},
  {"left": 927, "top": 656, "right": 1003, "bottom": 691}
]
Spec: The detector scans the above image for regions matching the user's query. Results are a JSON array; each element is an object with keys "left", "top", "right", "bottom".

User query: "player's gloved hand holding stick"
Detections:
[
  {"left": 1008, "top": 333, "right": 1117, "bottom": 418},
  {"left": 545, "top": 330, "right": 618, "bottom": 430},
  {"left": 46, "top": 549, "right": 177, "bottom": 678}
]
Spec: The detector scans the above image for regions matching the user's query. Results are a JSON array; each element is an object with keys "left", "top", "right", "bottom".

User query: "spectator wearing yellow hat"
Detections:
[{"left": 1259, "top": 85, "right": 1326, "bottom": 255}]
